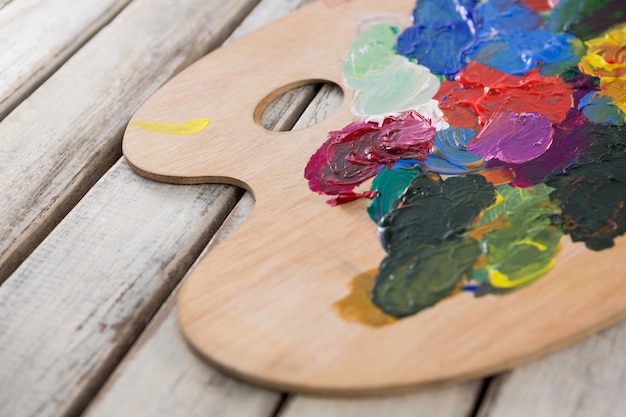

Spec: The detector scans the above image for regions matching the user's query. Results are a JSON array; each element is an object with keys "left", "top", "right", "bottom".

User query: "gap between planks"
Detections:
[
  {"left": 0, "top": 0, "right": 262, "bottom": 285},
  {"left": 0, "top": 0, "right": 134, "bottom": 121}
]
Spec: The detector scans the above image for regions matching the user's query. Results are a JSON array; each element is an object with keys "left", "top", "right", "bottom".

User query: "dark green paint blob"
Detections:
[
  {"left": 372, "top": 238, "right": 481, "bottom": 318},
  {"left": 367, "top": 167, "right": 420, "bottom": 223},
  {"left": 373, "top": 173, "right": 496, "bottom": 317},
  {"left": 547, "top": 125, "right": 626, "bottom": 250},
  {"left": 378, "top": 174, "right": 496, "bottom": 253},
  {"left": 549, "top": 0, "right": 626, "bottom": 41}
]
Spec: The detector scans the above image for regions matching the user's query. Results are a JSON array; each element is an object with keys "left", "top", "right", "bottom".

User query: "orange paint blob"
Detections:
[{"left": 333, "top": 269, "right": 396, "bottom": 327}]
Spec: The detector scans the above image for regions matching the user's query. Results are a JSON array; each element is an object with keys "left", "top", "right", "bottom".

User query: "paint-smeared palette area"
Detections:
[{"left": 306, "top": 0, "right": 626, "bottom": 323}]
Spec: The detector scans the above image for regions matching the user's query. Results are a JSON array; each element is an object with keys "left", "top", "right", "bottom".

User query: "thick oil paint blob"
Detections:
[
  {"left": 341, "top": 23, "right": 441, "bottom": 123},
  {"left": 367, "top": 167, "right": 420, "bottom": 223},
  {"left": 305, "top": 111, "right": 435, "bottom": 205},
  {"left": 579, "top": 92, "right": 626, "bottom": 125},
  {"left": 378, "top": 174, "right": 496, "bottom": 253},
  {"left": 420, "top": 128, "right": 484, "bottom": 175},
  {"left": 372, "top": 238, "right": 481, "bottom": 317},
  {"left": 469, "top": 184, "right": 562, "bottom": 295},
  {"left": 467, "top": 111, "right": 553, "bottom": 164},
  {"left": 435, "top": 62, "right": 573, "bottom": 130},
  {"left": 549, "top": 0, "right": 626, "bottom": 41},
  {"left": 130, "top": 118, "right": 210, "bottom": 135},
  {"left": 547, "top": 127, "right": 626, "bottom": 250},
  {"left": 396, "top": 0, "right": 580, "bottom": 78},
  {"left": 395, "top": 0, "right": 478, "bottom": 79},
  {"left": 372, "top": 174, "right": 495, "bottom": 317},
  {"left": 579, "top": 24, "right": 626, "bottom": 117},
  {"left": 472, "top": 0, "right": 579, "bottom": 75}
]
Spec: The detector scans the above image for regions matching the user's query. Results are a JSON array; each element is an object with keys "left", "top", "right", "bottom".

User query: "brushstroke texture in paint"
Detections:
[
  {"left": 467, "top": 111, "right": 553, "bottom": 164},
  {"left": 435, "top": 62, "right": 573, "bottom": 130},
  {"left": 469, "top": 184, "right": 562, "bottom": 295},
  {"left": 579, "top": 24, "right": 626, "bottom": 117},
  {"left": 396, "top": 0, "right": 579, "bottom": 78},
  {"left": 420, "top": 128, "right": 484, "bottom": 175},
  {"left": 309, "top": 0, "right": 626, "bottom": 322},
  {"left": 305, "top": 111, "right": 435, "bottom": 205},
  {"left": 373, "top": 174, "right": 495, "bottom": 317},
  {"left": 341, "top": 24, "right": 443, "bottom": 125},
  {"left": 549, "top": 0, "right": 626, "bottom": 41},
  {"left": 131, "top": 118, "right": 211, "bottom": 135}
]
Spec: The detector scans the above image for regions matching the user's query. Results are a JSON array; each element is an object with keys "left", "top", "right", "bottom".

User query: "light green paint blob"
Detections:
[
  {"left": 341, "top": 24, "right": 441, "bottom": 124},
  {"left": 131, "top": 118, "right": 211, "bottom": 136},
  {"left": 472, "top": 184, "right": 562, "bottom": 294}
]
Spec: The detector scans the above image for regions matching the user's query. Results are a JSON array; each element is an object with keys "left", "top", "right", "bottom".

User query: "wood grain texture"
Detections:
[
  {"left": 0, "top": 0, "right": 260, "bottom": 283},
  {"left": 477, "top": 320, "right": 626, "bottom": 417},
  {"left": 0, "top": 160, "right": 242, "bottom": 417},
  {"left": 0, "top": 0, "right": 132, "bottom": 120},
  {"left": 122, "top": 0, "right": 626, "bottom": 393},
  {"left": 281, "top": 382, "right": 482, "bottom": 417},
  {"left": 82, "top": 192, "right": 282, "bottom": 417},
  {"left": 60, "top": 2, "right": 331, "bottom": 416}
]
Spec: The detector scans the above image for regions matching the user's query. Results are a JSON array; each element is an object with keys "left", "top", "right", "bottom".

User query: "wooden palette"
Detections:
[{"left": 122, "top": 0, "right": 626, "bottom": 394}]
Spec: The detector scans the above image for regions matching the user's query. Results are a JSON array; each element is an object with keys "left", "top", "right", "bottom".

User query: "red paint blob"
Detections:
[
  {"left": 435, "top": 61, "right": 573, "bottom": 131},
  {"left": 305, "top": 111, "right": 435, "bottom": 203},
  {"left": 519, "top": 0, "right": 553, "bottom": 11}
]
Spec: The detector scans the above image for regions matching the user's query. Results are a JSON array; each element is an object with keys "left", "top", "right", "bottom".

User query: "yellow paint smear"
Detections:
[
  {"left": 488, "top": 260, "right": 555, "bottom": 289},
  {"left": 333, "top": 269, "right": 396, "bottom": 328},
  {"left": 131, "top": 118, "right": 211, "bottom": 136}
]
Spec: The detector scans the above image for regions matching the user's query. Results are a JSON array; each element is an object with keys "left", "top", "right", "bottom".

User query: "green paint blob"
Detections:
[
  {"left": 373, "top": 173, "right": 496, "bottom": 317},
  {"left": 367, "top": 167, "right": 420, "bottom": 223},
  {"left": 341, "top": 23, "right": 441, "bottom": 121},
  {"left": 547, "top": 127, "right": 626, "bottom": 250},
  {"left": 472, "top": 184, "right": 562, "bottom": 295},
  {"left": 341, "top": 24, "right": 398, "bottom": 88},
  {"left": 549, "top": 0, "right": 626, "bottom": 41},
  {"left": 372, "top": 238, "right": 480, "bottom": 318},
  {"left": 379, "top": 174, "right": 496, "bottom": 253}
]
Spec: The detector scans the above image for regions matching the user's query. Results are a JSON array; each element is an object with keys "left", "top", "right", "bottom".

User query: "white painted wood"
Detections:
[
  {"left": 0, "top": 0, "right": 132, "bottom": 119},
  {"left": 280, "top": 382, "right": 482, "bottom": 417},
  {"left": 478, "top": 319, "right": 626, "bottom": 417},
  {"left": 0, "top": 159, "right": 243, "bottom": 417},
  {"left": 0, "top": 0, "right": 260, "bottom": 282}
]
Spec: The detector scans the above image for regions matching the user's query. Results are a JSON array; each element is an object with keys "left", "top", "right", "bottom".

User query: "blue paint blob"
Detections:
[
  {"left": 420, "top": 128, "right": 484, "bottom": 174},
  {"left": 396, "top": 0, "right": 580, "bottom": 77},
  {"left": 578, "top": 91, "right": 626, "bottom": 125},
  {"left": 395, "top": 0, "right": 478, "bottom": 79}
]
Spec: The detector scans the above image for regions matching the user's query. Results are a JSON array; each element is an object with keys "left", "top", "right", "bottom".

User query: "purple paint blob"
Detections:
[
  {"left": 305, "top": 111, "right": 435, "bottom": 203},
  {"left": 467, "top": 111, "right": 553, "bottom": 164}
]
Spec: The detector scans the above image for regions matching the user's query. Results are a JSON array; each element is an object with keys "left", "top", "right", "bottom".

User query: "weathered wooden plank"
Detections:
[
  {"left": 279, "top": 382, "right": 482, "bottom": 417},
  {"left": 0, "top": 0, "right": 132, "bottom": 120},
  {"left": 0, "top": 160, "right": 243, "bottom": 417},
  {"left": 81, "top": 3, "right": 340, "bottom": 415},
  {"left": 477, "top": 319, "right": 626, "bottom": 417},
  {"left": 81, "top": 192, "right": 283, "bottom": 417},
  {"left": 0, "top": 0, "right": 260, "bottom": 283}
]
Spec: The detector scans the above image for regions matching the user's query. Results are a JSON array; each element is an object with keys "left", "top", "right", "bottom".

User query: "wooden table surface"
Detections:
[{"left": 1, "top": 1, "right": 626, "bottom": 416}]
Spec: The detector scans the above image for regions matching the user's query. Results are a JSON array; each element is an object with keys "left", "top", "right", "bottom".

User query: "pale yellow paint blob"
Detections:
[{"left": 131, "top": 118, "right": 211, "bottom": 136}]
